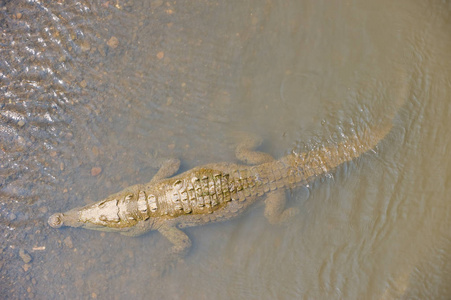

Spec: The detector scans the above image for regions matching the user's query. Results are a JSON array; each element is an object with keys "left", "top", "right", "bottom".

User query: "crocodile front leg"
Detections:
[
  {"left": 154, "top": 223, "right": 192, "bottom": 275},
  {"left": 158, "top": 223, "right": 192, "bottom": 259},
  {"left": 149, "top": 158, "right": 181, "bottom": 183},
  {"left": 118, "top": 159, "right": 180, "bottom": 237},
  {"left": 235, "top": 135, "right": 299, "bottom": 224},
  {"left": 235, "top": 134, "right": 274, "bottom": 164}
]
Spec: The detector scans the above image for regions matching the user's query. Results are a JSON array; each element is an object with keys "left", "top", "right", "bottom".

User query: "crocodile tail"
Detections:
[{"left": 280, "top": 70, "right": 411, "bottom": 184}]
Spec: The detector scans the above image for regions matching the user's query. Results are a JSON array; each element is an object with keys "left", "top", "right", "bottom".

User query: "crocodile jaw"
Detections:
[
  {"left": 48, "top": 197, "right": 142, "bottom": 232},
  {"left": 48, "top": 209, "right": 124, "bottom": 232},
  {"left": 48, "top": 195, "right": 125, "bottom": 231},
  {"left": 47, "top": 205, "right": 115, "bottom": 230}
]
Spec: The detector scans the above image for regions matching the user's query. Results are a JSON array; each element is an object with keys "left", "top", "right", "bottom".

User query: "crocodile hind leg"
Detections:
[
  {"left": 120, "top": 160, "right": 181, "bottom": 237},
  {"left": 235, "top": 134, "right": 274, "bottom": 164},
  {"left": 235, "top": 134, "right": 299, "bottom": 224},
  {"left": 264, "top": 188, "right": 299, "bottom": 224}
]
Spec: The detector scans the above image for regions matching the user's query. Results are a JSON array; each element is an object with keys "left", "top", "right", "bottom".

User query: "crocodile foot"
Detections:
[
  {"left": 149, "top": 223, "right": 192, "bottom": 277},
  {"left": 235, "top": 132, "right": 274, "bottom": 165},
  {"left": 264, "top": 190, "right": 299, "bottom": 224}
]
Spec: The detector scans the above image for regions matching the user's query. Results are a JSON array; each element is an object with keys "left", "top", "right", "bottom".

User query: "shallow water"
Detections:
[{"left": 1, "top": 0, "right": 451, "bottom": 299}]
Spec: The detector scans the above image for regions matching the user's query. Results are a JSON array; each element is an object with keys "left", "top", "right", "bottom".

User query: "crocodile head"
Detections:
[{"left": 48, "top": 196, "right": 138, "bottom": 232}]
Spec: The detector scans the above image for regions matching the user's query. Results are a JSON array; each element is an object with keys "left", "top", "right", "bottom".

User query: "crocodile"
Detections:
[
  {"left": 47, "top": 124, "right": 391, "bottom": 259},
  {"left": 48, "top": 76, "right": 410, "bottom": 266}
]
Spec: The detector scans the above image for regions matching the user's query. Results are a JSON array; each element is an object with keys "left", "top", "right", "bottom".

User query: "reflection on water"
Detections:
[{"left": 1, "top": 0, "right": 451, "bottom": 299}]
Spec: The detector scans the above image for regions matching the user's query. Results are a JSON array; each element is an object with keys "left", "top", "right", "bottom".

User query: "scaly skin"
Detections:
[{"left": 48, "top": 73, "right": 410, "bottom": 267}]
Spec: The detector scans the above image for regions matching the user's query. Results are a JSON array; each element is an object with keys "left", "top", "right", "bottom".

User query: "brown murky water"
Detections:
[{"left": 1, "top": 0, "right": 451, "bottom": 299}]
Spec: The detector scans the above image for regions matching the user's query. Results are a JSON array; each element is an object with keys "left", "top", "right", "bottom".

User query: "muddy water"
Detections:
[{"left": 1, "top": 0, "right": 450, "bottom": 299}]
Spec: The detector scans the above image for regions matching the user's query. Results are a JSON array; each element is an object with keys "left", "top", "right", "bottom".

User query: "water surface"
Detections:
[{"left": 1, "top": 0, "right": 451, "bottom": 299}]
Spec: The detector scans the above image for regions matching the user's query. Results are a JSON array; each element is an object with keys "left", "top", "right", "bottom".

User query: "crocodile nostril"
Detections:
[{"left": 48, "top": 213, "right": 63, "bottom": 228}]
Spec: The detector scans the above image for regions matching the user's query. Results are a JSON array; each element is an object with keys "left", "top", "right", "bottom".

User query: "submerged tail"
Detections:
[{"left": 279, "top": 70, "right": 411, "bottom": 184}]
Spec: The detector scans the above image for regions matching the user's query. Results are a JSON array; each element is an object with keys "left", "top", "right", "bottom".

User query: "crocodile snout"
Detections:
[
  {"left": 48, "top": 209, "right": 84, "bottom": 229},
  {"left": 48, "top": 213, "right": 64, "bottom": 228}
]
